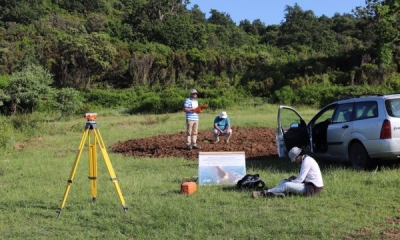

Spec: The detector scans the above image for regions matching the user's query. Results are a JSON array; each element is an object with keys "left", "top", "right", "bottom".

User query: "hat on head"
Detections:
[
  {"left": 288, "top": 147, "right": 302, "bottom": 162},
  {"left": 190, "top": 89, "right": 198, "bottom": 94},
  {"left": 219, "top": 111, "right": 228, "bottom": 119}
]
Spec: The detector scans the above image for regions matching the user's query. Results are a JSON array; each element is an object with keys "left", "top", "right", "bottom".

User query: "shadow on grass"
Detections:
[
  {"left": 220, "top": 185, "right": 265, "bottom": 195},
  {"left": 246, "top": 155, "right": 400, "bottom": 172}
]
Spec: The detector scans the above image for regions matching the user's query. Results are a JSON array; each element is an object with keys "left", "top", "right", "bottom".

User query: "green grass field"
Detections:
[{"left": 1, "top": 105, "right": 400, "bottom": 239}]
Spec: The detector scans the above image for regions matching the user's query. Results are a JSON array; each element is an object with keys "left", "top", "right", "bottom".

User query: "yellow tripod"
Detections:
[{"left": 56, "top": 113, "right": 128, "bottom": 217}]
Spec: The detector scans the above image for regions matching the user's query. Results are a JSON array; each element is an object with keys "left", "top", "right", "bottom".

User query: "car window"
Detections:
[
  {"left": 280, "top": 108, "right": 304, "bottom": 127},
  {"left": 313, "top": 106, "right": 335, "bottom": 125},
  {"left": 355, "top": 101, "right": 378, "bottom": 120},
  {"left": 386, "top": 99, "right": 400, "bottom": 117},
  {"left": 332, "top": 103, "right": 353, "bottom": 123}
]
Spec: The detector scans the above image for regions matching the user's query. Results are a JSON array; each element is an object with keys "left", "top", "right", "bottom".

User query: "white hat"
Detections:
[
  {"left": 288, "top": 147, "right": 302, "bottom": 162},
  {"left": 219, "top": 111, "right": 228, "bottom": 118},
  {"left": 190, "top": 89, "right": 198, "bottom": 94}
]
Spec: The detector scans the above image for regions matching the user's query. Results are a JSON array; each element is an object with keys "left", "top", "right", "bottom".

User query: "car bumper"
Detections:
[{"left": 365, "top": 139, "right": 400, "bottom": 160}]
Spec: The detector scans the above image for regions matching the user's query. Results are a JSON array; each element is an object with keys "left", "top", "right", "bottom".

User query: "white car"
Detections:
[{"left": 276, "top": 94, "right": 400, "bottom": 170}]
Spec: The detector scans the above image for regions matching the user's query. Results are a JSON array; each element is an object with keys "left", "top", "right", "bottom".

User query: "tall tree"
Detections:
[
  {"left": 355, "top": 0, "right": 400, "bottom": 82},
  {"left": 0, "top": 0, "right": 49, "bottom": 25},
  {"left": 239, "top": 19, "right": 267, "bottom": 37},
  {"left": 57, "top": 33, "right": 117, "bottom": 88},
  {"left": 53, "top": 0, "right": 109, "bottom": 14},
  {"left": 153, "top": 13, "right": 200, "bottom": 50},
  {"left": 147, "top": 0, "right": 190, "bottom": 20},
  {"left": 188, "top": 4, "right": 206, "bottom": 24},
  {"left": 278, "top": 4, "right": 338, "bottom": 53},
  {"left": 207, "top": 9, "right": 235, "bottom": 26}
]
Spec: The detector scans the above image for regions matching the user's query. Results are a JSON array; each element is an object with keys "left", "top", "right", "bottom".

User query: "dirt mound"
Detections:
[{"left": 111, "top": 126, "right": 278, "bottom": 160}]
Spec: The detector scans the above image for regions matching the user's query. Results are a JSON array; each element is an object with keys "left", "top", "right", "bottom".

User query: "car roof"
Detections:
[{"left": 334, "top": 94, "right": 400, "bottom": 104}]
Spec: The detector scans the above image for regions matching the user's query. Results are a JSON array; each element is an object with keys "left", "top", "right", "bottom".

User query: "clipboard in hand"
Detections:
[{"left": 193, "top": 104, "right": 208, "bottom": 113}]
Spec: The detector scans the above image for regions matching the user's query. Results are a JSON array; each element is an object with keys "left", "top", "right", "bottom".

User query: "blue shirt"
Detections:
[
  {"left": 184, "top": 97, "right": 199, "bottom": 121},
  {"left": 214, "top": 117, "right": 230, "bottom": 131}
]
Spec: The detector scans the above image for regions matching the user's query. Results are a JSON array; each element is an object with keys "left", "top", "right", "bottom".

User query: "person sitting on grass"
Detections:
[
  {"left": 213, "top": 111, "right": 232, "bottom": 143},
  {"left": 253, "top": 146, "right": 324, "bottom": 198}
]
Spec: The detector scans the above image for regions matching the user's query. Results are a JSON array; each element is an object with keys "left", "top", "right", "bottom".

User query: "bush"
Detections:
[
  {"left": 161, "top": 89, "right": 186, "bottom": 113},
  {"left": 6, "top": 64, "right": 53, "bottom": 114},
  {"left": 56, "top": 88, "right": 82, "bottom": 117},
  {"left": 132, "top": 93, "right": 164, "bottom": 114},
  {"left": 274, "top": 83, "right": 396, "bottom": 108}
]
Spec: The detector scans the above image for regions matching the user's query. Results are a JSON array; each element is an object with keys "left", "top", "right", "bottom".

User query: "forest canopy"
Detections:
[{"left": 0, "top": 0, "right": 399, "bottom": 115}]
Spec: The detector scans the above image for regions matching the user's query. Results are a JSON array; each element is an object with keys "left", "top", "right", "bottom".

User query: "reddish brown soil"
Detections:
[{"left": 111, "top": 126, "right": 278, "bottom": 160}]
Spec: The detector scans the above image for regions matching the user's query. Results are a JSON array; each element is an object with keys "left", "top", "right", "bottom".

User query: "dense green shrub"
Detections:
[
  {"left": 6, "top": 64, "right": 53, "bottom": 114},
  {"left": 161, "top": 88, "right": 186, "bottom": 112},
  {"left": 35, "top": 89, "right": 57, "bottom": 114},
  {"left": 75, "top": 103, "right": 99, "bottom": 116},
  {"left": 56, "top": 88, "right": 82, "bottom": 117},
  {"left": 135, "top": 93, "right": 163, "bottom": 114},
  {"left": 82, "top": 89, "right": 130, "bottom": 108},
  {"left": 206, "top": 97, "right": 235, "bottom": 110},
  {"left": 275, "top": 83, "right": 396, "bottom": 108},
  {"left": 274, "top": 85, "right": 298, "bottom": 106}
]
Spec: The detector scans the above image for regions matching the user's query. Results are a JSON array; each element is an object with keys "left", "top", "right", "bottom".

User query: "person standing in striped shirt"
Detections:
[{"left": 183, "top": 89, "right": 202, "bottom": 150}]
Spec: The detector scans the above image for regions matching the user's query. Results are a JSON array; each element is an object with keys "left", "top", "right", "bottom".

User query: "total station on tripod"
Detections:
[
  {"left": 56, "top": 111, "right": 128, "bottom": 217},
  {"left": 84, "top": 113, "right": 98, "bottom": 121}
]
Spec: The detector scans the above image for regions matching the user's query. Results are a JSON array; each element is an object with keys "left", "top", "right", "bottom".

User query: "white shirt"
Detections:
[{"left": 292, "top": 155, "right": 324, "bottom": 187}]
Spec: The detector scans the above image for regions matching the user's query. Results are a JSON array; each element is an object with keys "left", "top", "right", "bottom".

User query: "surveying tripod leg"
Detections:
[
  {"left": 89, "top": 139, "right": 98, "bottom": 202},
  {"left": 57, "top": 129, "right": 90, "bottom": 217},
  {"left": 94, "top": 129, "right": 128, "bottom": 212}
]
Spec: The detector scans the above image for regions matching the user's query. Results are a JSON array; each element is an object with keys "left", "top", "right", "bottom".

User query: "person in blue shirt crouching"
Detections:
[{"left": 213, "top": 111, "right": 232, "bottom": 143}]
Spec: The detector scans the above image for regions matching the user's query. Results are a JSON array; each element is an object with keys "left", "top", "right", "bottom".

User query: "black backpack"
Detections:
[{"left": 236, "top": 174, "right": 265, "bottom": 189}]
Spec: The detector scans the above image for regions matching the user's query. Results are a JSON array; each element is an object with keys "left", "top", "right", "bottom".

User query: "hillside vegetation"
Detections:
[{"left": 0, "top": 0, "right": 399, "bottom": 115}]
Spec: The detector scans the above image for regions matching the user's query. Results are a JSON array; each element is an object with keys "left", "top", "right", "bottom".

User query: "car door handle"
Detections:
[{"left": 342, "top": 125, "right": 349, "bottom": 129}]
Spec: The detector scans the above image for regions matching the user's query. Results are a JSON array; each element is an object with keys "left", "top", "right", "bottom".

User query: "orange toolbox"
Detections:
[{"left": 181, "top": 182, "right": 197, "bottom": 195}]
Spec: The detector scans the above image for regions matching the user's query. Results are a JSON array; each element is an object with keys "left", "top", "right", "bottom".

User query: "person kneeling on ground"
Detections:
[
  {"left": 213, "top": 111, "right": 232, "bottom": 143},
  {"left": 253, "top": 146, "right": 324, "bottom": 198}
]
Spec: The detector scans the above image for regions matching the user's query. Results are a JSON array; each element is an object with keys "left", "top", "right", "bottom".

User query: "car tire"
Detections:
[{"left": 349, "top": 141, "right": 370, "bottom": 170}]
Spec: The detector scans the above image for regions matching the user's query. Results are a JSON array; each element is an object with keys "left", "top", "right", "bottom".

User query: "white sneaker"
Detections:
[{"left": 214, "top": 138, "right": 219, "bottom": 143}]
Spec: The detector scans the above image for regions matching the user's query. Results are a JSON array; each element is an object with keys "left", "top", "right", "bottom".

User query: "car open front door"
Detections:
[{"left": 276, "top": 106, "right": 309, "bottom": 158}]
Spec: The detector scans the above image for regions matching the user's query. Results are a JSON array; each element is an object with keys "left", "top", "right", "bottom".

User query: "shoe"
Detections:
[
  {"left": 186, "top": 146, "right": 192, "bottom": 150},
  {"left": 265, "top": 192, "right": 285, "bottom": 198},
  {"left": 214, "top": 138, "right": 219, "bottom": 143},
  {"left": 192, "top": 145, "right": 201, "bottom": 150},
  {"left": 224, "top": 140, "right": 229, "bottom": 143},
  {"left": 252, "top": 191, "right": 261, "bottom": 198}
]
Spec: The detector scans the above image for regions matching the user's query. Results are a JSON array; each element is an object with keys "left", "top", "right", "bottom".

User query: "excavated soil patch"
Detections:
[{"left": 111, "top": 126, "right": 277, "bottom": 160}]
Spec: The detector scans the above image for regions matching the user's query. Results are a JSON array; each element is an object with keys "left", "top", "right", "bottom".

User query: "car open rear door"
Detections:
[{"left": 276, "top": 106, "right": 309, "bottom": 158}]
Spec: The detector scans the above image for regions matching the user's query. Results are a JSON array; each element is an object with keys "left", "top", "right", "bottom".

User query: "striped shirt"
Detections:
[{"left": 184, "top": 97, "right": 199, "bottom": 121}]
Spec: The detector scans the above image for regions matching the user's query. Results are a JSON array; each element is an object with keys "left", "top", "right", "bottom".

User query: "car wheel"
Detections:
[{"left": 349, "top": 142, "right": 370, "bottom": 170}]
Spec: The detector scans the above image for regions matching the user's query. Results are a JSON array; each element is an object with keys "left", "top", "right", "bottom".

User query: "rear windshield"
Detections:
[{"left": 385, "top": 99, "right": 400, "bottom": 117}]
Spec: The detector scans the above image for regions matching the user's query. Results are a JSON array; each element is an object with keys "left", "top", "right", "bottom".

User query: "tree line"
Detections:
[{"left": 0, "top": 0, "right": 399, "bottom": 115}]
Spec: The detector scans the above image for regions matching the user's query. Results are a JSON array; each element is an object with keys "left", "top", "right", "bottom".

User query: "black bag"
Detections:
[{"left": 236, "top": 174, "right": 265, "bottom": 189}]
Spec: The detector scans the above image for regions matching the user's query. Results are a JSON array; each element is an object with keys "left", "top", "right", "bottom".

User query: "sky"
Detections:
[{"left": 187, "top": 0, "right": 366, "bottom": 25}]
